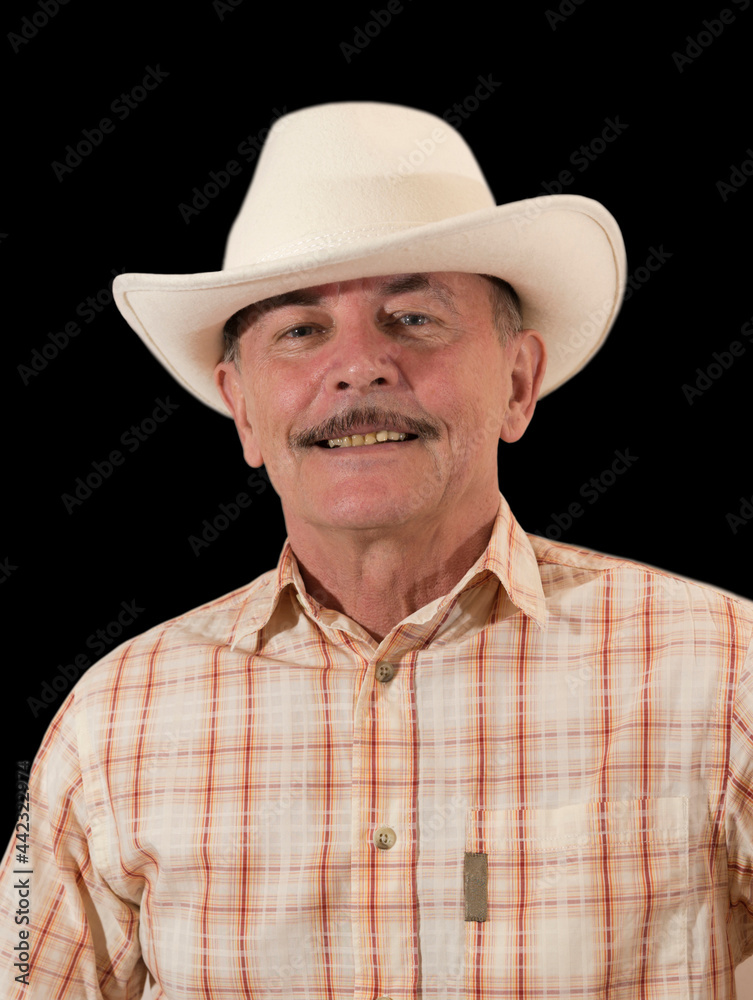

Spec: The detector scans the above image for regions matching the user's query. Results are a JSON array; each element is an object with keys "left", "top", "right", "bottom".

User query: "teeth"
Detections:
[{"left": 326, "top": 430, "right": 408, "bottom": 448}]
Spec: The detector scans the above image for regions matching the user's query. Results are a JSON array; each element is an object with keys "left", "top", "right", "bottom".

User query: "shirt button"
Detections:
[
  {"left": 373, "top": 826, "right": 397, "bottom": 850},
  {"left": 375, "top": 662, "right": 395, "bottom": 683}
]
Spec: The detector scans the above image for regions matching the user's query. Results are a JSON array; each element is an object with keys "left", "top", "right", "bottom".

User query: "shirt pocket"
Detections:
[{"left": 464, "top": 797, "right": 689, "bottom": 999}]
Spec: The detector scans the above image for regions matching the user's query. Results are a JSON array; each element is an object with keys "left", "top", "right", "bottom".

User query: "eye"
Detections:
[
  {"left": 283, "top": 325, "right": 319, "bottom": 339},
  {"left": 395, "top": 313, "right": 430, "bottom": 327}
]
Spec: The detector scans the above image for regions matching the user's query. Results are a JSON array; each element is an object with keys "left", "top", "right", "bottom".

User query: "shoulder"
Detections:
[
  {"left": 528, "top": 532, "right": 753, "bottom": 638},
  {"left": 27, "top": 567, "right": 286, "bottom": 782},
  {"left": 69, "top": 567, "right": 279, "bottom": 703}
]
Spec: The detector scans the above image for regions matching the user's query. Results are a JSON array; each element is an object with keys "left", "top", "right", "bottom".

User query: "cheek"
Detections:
[
  {"left": 243, "top": 374, "right": 314, "bottom": 471},
  {"left": 428, "top": 357, "right": 501, "bottom": 420},
  {"left": 252, "top": 358, "right": 319, "bottom": 421},
  {"left": 444, "top": 371, "right": 507, "bottom": 451}
]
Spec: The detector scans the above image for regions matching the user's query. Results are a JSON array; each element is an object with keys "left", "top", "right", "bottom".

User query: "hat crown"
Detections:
[
  {"left": 223, "top": 102, "right": 496, "bottom": 269},
  {"left": 114, "top": 100, "right": 626, "bottom": 415}
]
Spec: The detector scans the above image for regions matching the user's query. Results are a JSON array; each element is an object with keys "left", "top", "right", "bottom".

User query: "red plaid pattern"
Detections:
[{"left": 2, "top": 494, "right": 753, "bottom": 998}]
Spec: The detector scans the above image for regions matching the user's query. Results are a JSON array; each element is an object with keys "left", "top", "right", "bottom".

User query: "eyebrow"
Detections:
[
  {"left": 227, "top": 273, "right": 459, "bottom": 334},
  {"left": 373, "top": 273, "right": 459, "bottom": 316},
  {"left": 228, "top": 289, "right": 323, "bottom": 332}
]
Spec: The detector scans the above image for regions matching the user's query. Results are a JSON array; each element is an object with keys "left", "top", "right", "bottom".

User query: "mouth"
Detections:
[
  {"left": 315, "top": 431, "right": 419, "bottom": 449},
  {"left": 294, "top": 406, "right": 438, "bottom": 451}
]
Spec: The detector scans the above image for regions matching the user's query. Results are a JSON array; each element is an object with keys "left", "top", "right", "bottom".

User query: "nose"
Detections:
[{"left": 325, "top": 318, "right": 400, "bottom": 394}]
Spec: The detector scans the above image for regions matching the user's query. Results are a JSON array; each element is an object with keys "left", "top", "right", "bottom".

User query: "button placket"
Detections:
[{"left": 352, "top": 652, "right": 417, "bottom": 995}]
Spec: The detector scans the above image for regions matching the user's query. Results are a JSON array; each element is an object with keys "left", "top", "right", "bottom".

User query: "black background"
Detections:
[{"left": 2, "top": 1, "right": 751, "bottom": 833}]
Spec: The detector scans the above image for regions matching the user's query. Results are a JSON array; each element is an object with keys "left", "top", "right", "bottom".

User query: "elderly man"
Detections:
[{"left": 2, "top": 101, "right": 753, "bottom": 999}]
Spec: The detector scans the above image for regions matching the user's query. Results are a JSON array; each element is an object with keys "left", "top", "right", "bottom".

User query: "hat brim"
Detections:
[{"left": 113, "top": 193, "right": 626, "bottom": 416}]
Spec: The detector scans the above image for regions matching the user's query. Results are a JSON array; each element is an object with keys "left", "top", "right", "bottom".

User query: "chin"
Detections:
[{"left": 310, "top": 484, "right": 428, "bottom": 531}]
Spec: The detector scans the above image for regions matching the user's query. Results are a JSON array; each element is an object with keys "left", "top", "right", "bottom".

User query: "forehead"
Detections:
[
  {"left": 296, "top": 272, "right": 465, "bottom": 301},
  {"left": 240, "top": 272, "right": 489, "bottom": 322}
]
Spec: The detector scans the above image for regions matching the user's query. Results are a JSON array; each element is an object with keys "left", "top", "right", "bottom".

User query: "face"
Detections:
[{"left": 214, "top": 272, "right": 546, "bottom": 540}]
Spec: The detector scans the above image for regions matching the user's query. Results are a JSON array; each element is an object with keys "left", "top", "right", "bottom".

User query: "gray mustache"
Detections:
[{"left": 291, "top": 406, "right": 441, "bottom": 448}]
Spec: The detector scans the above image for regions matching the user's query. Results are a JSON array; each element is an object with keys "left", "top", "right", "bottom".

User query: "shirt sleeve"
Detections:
[
  {"left": 727, "top": 632, "right": 753, "bottom": 964},
  {"left": 0, "top": 690, "right": 147, "bottom": 999}
]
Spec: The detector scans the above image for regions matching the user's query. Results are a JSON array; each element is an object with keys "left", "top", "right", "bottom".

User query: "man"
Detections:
[{"left": 2, "top": 101, "right": 752, "bottom": 998}]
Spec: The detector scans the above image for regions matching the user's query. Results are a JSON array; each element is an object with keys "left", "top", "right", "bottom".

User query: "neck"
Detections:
[{"left": 286, "top": 498, "right": 501, "bottom": 643}]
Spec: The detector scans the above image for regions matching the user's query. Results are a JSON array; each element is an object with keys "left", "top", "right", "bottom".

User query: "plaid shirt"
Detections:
[{"left": 3, "top": 493, "right": 753, "bottom": 999}]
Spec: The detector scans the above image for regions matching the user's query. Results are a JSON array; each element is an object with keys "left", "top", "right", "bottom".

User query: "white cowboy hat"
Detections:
[{"left": 113, "top": 101, "right": 626, "bottom": 417}]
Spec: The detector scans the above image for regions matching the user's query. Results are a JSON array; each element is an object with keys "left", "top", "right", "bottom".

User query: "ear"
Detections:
[
  {"left": 214, "top": 360, "right": 265, "bottom": 467},
  {"left": 499, "top": 330, "right": 547, "bottom": 444}
]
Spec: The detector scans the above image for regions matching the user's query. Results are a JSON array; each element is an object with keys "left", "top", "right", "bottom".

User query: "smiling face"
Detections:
[{"left": 214, "top": 271, "right": 546, "bottom": 543}]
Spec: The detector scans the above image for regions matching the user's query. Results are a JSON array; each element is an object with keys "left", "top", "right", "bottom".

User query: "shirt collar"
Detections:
[
  {"left": 470, "top": 491, "right": 548, "bottom": 628},
  {"left": 230, "top": 493, "right": 548, "bottom": 650}
]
